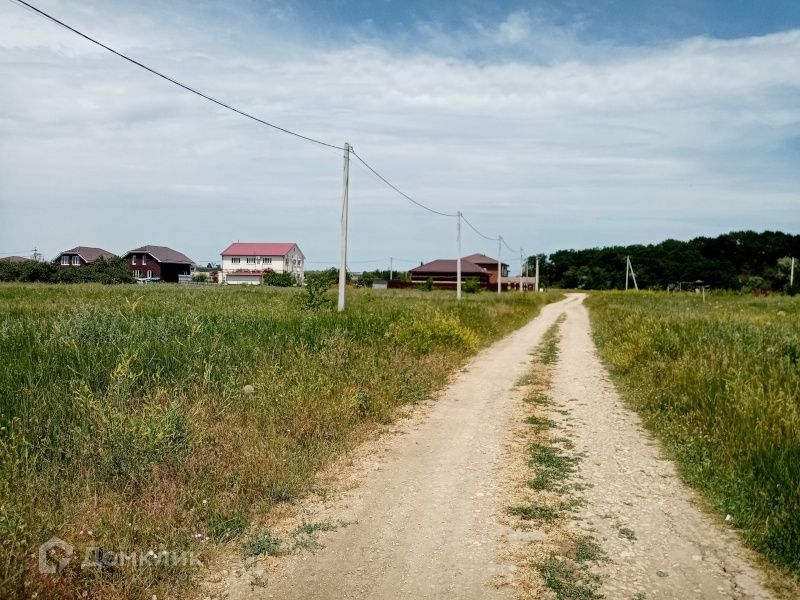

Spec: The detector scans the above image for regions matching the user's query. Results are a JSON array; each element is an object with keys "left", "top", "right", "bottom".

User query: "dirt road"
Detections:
[{"left": 216, "top": 294, "right": 774, "bottom": 599}]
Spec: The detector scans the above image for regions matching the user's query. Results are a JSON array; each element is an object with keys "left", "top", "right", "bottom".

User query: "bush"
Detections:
[
  {"left": 263, "top": 270, "right": 294, "bottom": 287},
  {"left": 463, "top": 278, "right": 481, "bottom": 294},
  {"left": 193, "top": 273, "right": 208, "bottom": 283},
  {"left": 418, "top": 277, "right": 435, "bottom": 292},
  {"left": 301, "top": 272, "right": 333, "bottom": 310},
  {"left": 355, "top": 272, "right": 373, "bottom": 288},
  {"left": 0, "top": 257, "right": 133, "bottom": 284}
]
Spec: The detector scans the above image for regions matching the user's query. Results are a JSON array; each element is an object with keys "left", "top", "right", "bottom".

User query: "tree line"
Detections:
[
  {"left": 0, "top": 257, "right": 134, "bottom": 284},
  {"left": 527, "top": 230, "right": 799, "bottom": 292}
]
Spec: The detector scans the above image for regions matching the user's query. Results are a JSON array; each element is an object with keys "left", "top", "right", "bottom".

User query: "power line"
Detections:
[
  {"left": 461, "top": 213, "right": 498, "bottom": 242},
  {"left": 501, "top": 237, "right": 516, "bottom": 253},
  {"left": 11, "top": 0, "right": 527, "bottom": 268},
  {"left": 9, "top": 0, "right": 343, "bottom": 152},
  {"left": 350, "top": 149, "right": 458, "bottom": 218}
]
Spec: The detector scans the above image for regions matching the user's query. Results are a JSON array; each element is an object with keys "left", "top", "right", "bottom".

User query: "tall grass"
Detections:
[
  {"left": 0, "top": 284, "right": 560, "bottom": 598},
  {"left": 586, "top": 292, "right": 800, "bottom": 576}
]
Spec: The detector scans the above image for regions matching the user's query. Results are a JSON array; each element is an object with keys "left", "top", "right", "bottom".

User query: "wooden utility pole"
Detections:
[
  {"left": 520, "top": 248, "right": 525, "bottom": 292},
  {"left": 497, "top": 236, "right": 502, "bottom": 294},
  {"left": 338, "top": 142, "right": 350, "bottom": 312},
  {"left": 535, "top": 255, "right": 540, "bottom": 292},
  {"left": 792, "top": 257, "right": 795, "bottom": 287},
  {"left": 389, "top": 257, "right": 393, "bottom": 281},
  {"left": 456, "top": 212, "right": 462, "bottom": 300}
]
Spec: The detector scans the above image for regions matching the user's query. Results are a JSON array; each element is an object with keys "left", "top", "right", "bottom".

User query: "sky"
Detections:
[{"left": 1, "top": 0, "right": 799, "bottom": 272}]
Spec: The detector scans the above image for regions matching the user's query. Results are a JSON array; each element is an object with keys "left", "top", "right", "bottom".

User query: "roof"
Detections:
[
  {"left": 125, "top": 245, "right": 194, "bottom": 265},
  {"left": 220, "top": 242, "right": 301, "bottom": 257},
  {"left": 409, "top": 259, "right": 488, "bottom": 275},
  {"left": 0, "top": 255, "right": 30, "bottom": 263},
  {"left": 57, "top": 246, "right": 116, "bottom": 263},
  {"left": 462, "top": 253, "right": 509, "bottom": 267}
]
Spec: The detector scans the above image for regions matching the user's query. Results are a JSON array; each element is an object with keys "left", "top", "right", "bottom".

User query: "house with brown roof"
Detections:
[
  {"left": 220, "top": 242, "right": 305, "bottom": 285},
  {"left": 409, "top": 259, "right": 491, "bottom": 287},
  {"left": 461, "top": 253, "right": 510, "bottom": 285},
  {"left": 122, "top": 245, "right": 194, "bottom": 283},
  {"left": 55, "top": 246, "right": 116, "bottom": 267}
]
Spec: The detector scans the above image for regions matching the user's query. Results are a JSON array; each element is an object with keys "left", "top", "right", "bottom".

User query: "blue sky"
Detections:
[{"left": 1, "top": 0, "right": 798, "bottom": 271}]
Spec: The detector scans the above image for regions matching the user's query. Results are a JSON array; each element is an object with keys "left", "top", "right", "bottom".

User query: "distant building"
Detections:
[
  {"left": 219, "top": 242, "right": 305, "bottom": 285},
  {"left": 54, "top": 246, "right": 116, "bottom": 267},
  {"left": 0, "top": 255, "right": 30, "bottom": 263},
  {"left": 123, "top": 245, "right": 194, "bottom": 283},
  {"left": 409, "top": 259, "right": 491, "bottom": 286},
  {"left": 461, "top": 253, "right": 509, "bottom": 285}
]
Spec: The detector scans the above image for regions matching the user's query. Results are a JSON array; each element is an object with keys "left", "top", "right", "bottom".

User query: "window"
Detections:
[
  {"left": 131, "top": 255, "right": 137, "bottom": 265},
  {"left": 142, "top": 255, "right": 147, "bottom": 265},
  {"left": 231, "top": 257, "right": 241, "bottom": 264},
  {"left": 262, "top": 257, "right": 272, "bottom": 264},
  {"left": 72, "top": 255, "right": 80, "bottom": 266},
  {"left": 146, "top": 270, "right": 152, "bottom": 278},
  {"left": 246, "top": 257, "right": 256, "bottom": 264},
  {"left": 60, "top": 255, "right": 69, "bottom": 265},
  {"left": 134, "top": 270, "right": 141, "bottom": 278}
]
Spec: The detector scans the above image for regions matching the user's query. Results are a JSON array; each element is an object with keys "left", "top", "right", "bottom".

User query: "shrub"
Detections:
[
  {"left": 463, "top": 278, "right": 481, "bottom": 293},
  {"left": 301, "top": 272, "right": 333, "bottom": 310},
  {"left": 418, "top": 277, "right": 435, "bottom": 292},
  {"left": 192, "top": 273, "right": 208, "bottom": 283},
  {"left": 355, "top": 272, "right": 373, "bottom": 288},
  {"left": 263, "top": 270, "right": 294, "bottom": 287}
]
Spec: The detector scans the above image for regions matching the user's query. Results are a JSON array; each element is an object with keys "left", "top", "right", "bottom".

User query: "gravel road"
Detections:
[{"left": 215, "top": 294, "right": 775, "bottom": 600}]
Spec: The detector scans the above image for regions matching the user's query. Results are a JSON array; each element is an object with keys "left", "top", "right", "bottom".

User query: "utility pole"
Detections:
[
  {"left": 625, "top": 256, "right": 629, "bottom": 291},
  {"left": 456, "top": 212, "right": 462, "bottom": 300},
  {"left": 497, "top": 235, "right": 502, "bottom": 294},
  {"left": 791, "top": 257, "right": 795, "bottom": 287},
  {"left": 626, "top": 256, "right": 639, "bottom": 291},
  {"left": 520, "top": 248, "right": 524, "bottom": 292},
  {"left": 535, "top": 255, "right": 540, "bottom": 292},
  {"left": 338, "top": 142, "right": 350, "bottom": 313},
  {"left": 389, "top": 257, "right": 393, "bottom": 282}
]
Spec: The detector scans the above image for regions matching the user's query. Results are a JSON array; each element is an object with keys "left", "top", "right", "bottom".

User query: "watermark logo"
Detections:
[
  {"left": 38, "top": 537, "right": 73, "bottom": 574},
  {"left": 38, "top": 537, "right": 203, "bottom": 574}
]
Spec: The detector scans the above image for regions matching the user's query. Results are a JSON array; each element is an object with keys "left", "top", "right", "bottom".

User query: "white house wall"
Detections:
[{"left": 220, "top": 246, "right": 305, "bottom": 284}]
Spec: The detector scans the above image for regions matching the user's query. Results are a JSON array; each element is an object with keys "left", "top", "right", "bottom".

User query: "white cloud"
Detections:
[
  {"left": 0, "top": 2, "right": 798, "bottom": 268},
  {"left": 497, "top": 11, "right": 531, "bottom": 44}
]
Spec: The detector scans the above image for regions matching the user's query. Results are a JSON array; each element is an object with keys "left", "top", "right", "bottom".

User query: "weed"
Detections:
[
  {"left": 535, "top": 553, "right": 603, "bottom": 600},
  {"left": 244, "top": 530, "right": 284, "bottom": 557},
  {"left": 525, "top": 415, "right": 556, "bottom": 429},
  {"left": 573, "top": 536, "right": 607, "bottom": 563},
  {"left": 588, "top": 292, "right": 800, "bottom": 573},
  {"left": 618, "top": 527, "right": 637, "bottom": 541},
  {"left": 209, "top": 511, "right": 249, "bottom": 542}
]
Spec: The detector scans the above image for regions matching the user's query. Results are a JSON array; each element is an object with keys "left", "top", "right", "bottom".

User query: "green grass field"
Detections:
[
  {"left": 587, "top": 292, "right": 800, "bottom": 578},
  {"left": 0, "top": 283, "right": 560, "bottom": 599}
]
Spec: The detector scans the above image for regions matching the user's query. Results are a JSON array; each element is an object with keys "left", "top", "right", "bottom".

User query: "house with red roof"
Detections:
[
  {"left": 54, "top": 246, "right": 116, "bottom": 267},
  {"left": 220, "top": 242, "right": 305, "bottom": 285}
]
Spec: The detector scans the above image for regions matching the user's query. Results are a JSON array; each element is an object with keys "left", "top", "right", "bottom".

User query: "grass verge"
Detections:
[
  {"left": 586, "top": 291, "right": 800, "bottom": 580},
  {"left": 0, "top": 284, "right": 562, "bottom": 599},
  {"left": 505, "top": 315, "right": 606, "bottom": 600}
]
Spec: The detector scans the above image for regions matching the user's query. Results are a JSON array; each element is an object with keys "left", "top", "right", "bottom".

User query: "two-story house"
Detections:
[
  {"left": 220, "top": 242, "right": 305, "bottom": 285},
  {"left": 122, "top": 245, "right": 194, "bottom": 283},
  {"left": 54, "top": 246, "right": 116, "bottom": 267}
]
